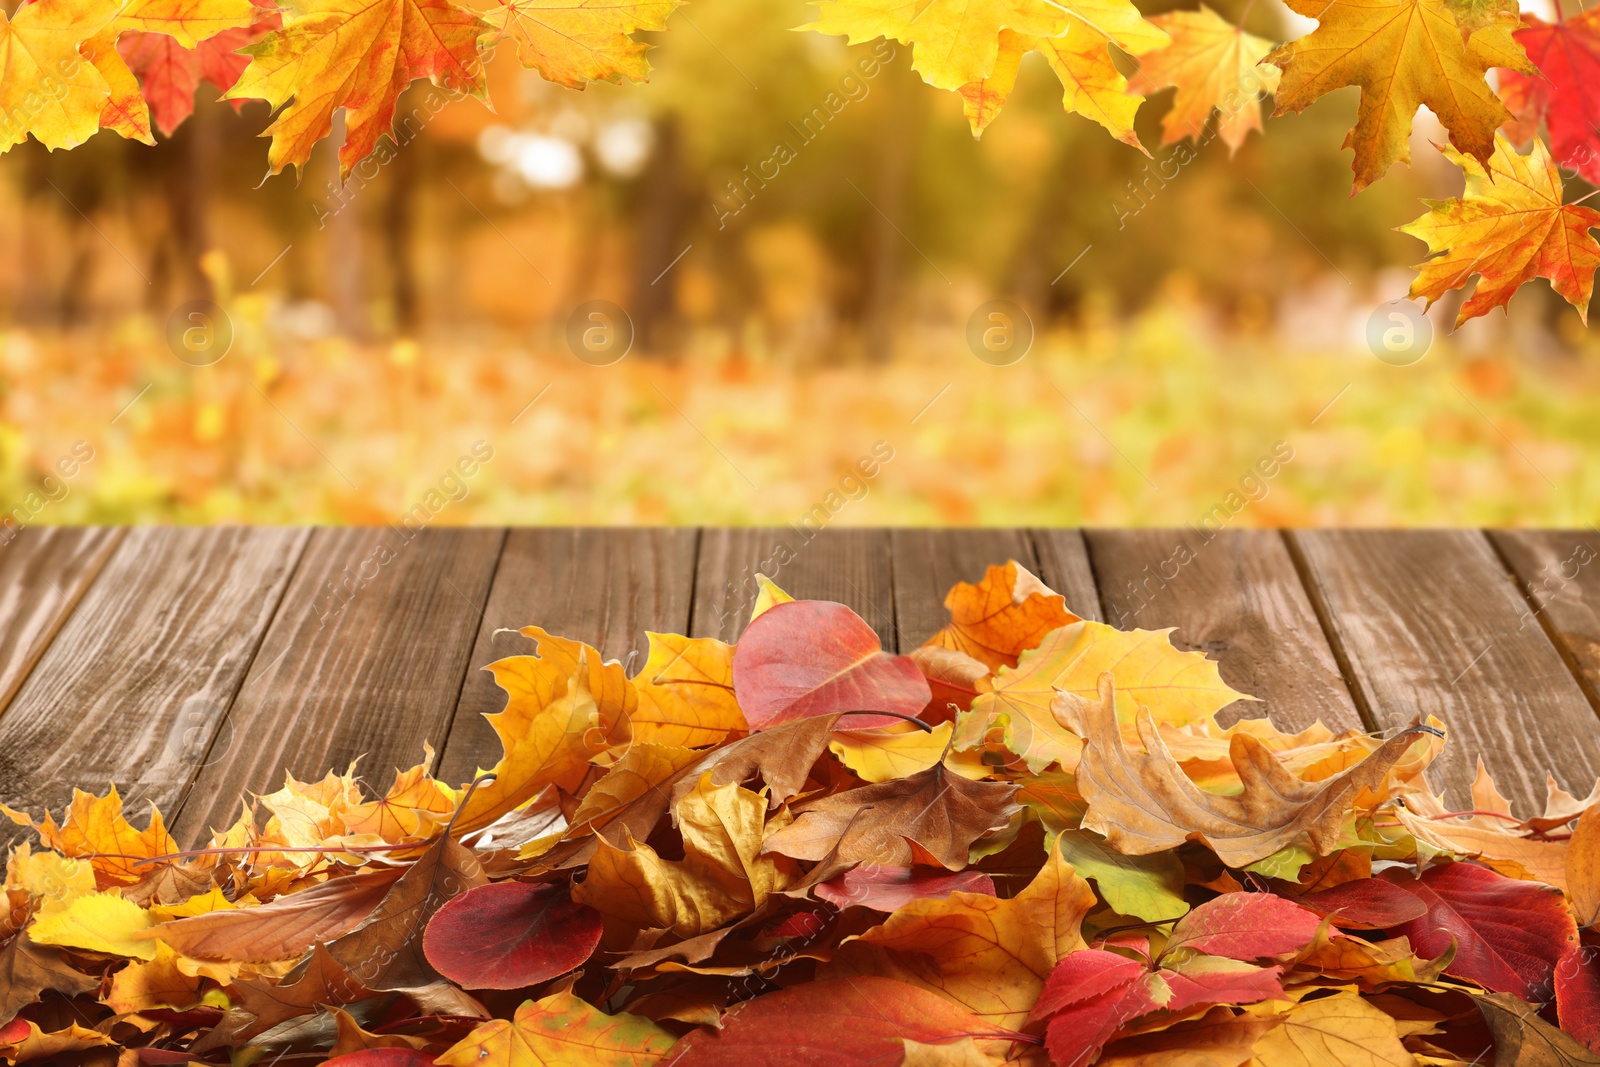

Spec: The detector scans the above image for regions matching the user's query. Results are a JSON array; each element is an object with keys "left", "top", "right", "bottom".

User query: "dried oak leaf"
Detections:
[
  {"left": 1058, "top": 675, "right": 1428, "bottom": 866},
  {"left": 1402, "top": 133, "right": 1600, "bottom": 326},
  {"left": 922, "top": 560, "right": 1078, "bottom": 673},
  {"left": 1268, "top": 0, "right": 1533, "bottom": 192},
  {"left": 762, "top": 756, "right": 1020, "bottom": 869}
]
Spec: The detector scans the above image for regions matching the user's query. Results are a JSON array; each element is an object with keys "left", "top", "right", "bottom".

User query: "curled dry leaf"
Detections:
[
  {"left": 763, "top": 756, "right": 1020, "bottom": 869},
  {"left": 1059, "top": 675, "right": 1432, "bottom": 866}
]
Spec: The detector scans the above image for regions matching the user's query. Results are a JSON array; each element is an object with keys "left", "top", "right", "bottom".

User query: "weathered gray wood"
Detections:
[
  {"left": 1488, "top": 530, "right": 1600, "bottom": 715},
  {"left": 690, "top": 528, "right": 896, "bottom": 648},
  {"left": 0, "top": 527, "right": 122, "bottom": 717},
  {"left": 174, "top": 528, "right": 504, "bottom": 844},
  {"left": 437, "top": 528, "right": 699, "bottom": 786},
  {"left": 0, "top": 527, "right": 307, "bottom": 823},
  {"left": 1085, "top": 529, "right": 1364, "bottom": 732},
  {"left": 1288, "top": 530, "right": 1600, "bottom": 810},
  {"left": 889, "top": 529, "right": 1041, "bottom": 651},
  {"left": 1026, "top": 529, "right": 1104, "bottom": 624}
]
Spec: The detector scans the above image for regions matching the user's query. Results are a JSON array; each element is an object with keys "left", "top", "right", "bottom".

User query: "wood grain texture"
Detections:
[
  {"left": 174, "top": 528, "right": 504, "bottom": 844},
  {"left": 1029, "top": 529, "right": 1103, "bottom": 623},
  {"left": 0, "top": 527, "right": 122, "bottom": 717},
  {"left": 438, "top": 528, "right": 698, "bottom": 786},
  {"left": 691, "top": 528, "right": 895, "bottom": 647},
  {"left": 890, "top": 529, "right": 1040, "bottom": 651},
  {"left": 1289, "top": 530, "right": 1600, "bottom": 810},
  {"left": 0, "top": 527, "right": 306, "bottom": 824},
  {"left": 1488, "top": 530, "right": 1600, "bottom": 714},
  {"left": 1085, "top": 529, "right": 1364, "bottom": 732}
]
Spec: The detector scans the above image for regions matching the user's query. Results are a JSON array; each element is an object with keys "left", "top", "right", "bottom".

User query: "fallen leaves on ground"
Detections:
[{"left": 2, "top": 561, "right": 1598, "bottom": 1064}]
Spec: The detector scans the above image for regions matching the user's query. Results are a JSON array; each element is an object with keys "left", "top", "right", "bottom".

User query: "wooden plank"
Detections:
[
  {"left": 1083, "top": 530, "right": 1364, "bottom": 731},
  {"left": 174, "top": 528, "right": 504, "bottom": 844},
  {"left": 1487, "top": 530, "right": 1600, "bottom": 714},
  {"left": 690, "top": 529, "right": 895, "bottom": 647},
  {"left": 1029, "top": 530, "right": 1104, "bottom": 623},
  {"left": 0, "top": 527, "right": 123, "bottom": 717},
  {"left": 0, "top": 527, "right": 307, "bottom": 825},
  {"left": 1288, "top": 529, "right": 1600, "bottom": 810},
  {"left": 437, "top": 528, "right": 699, "bottom": 786},
  {"left": 889, "top": 530, "right": 1041, "bottom": 651}
]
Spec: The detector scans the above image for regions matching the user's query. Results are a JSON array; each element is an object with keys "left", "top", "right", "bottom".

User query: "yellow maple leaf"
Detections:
[
  {"left": 631, "top": 632, "right": 746, "bottom": 748},
  {"left": 485, "top": 0, "right": 680, "bottom": 89},
  {"left": 226, "top": 0, "right": 490, "bottom": 178},
  {"left": 0, "top": 0, "right": 121, "bottom": 152},
  {"left": 1129, "top": 4, "right": 1280, "bottom": 155},
  {"left": 104, "top": 941, "right": 204, "bottom": 1013},
  {"left": 1268, "top": 0, "right": 1533, "bottom": 192},
  {"left": 956, "top": 0, "right": 1168, "bottom": 143},
  {"left": 3, "top": 787, "right": 179, "bottom": 890},
  {"left": 1402, "top": 133, "right": 1600, "bottom": 325},
  {"left": 806, "top": 0, "right": 1069, "bottom": 92}
]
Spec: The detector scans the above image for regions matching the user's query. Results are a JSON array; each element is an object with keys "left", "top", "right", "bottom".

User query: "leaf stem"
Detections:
[{"left": 835, "top": 710, "right": 935, "bottom": 732}]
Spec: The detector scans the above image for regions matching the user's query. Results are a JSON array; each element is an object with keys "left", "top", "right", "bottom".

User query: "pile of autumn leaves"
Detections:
[{"left": 4, "top": 562, "right": 1600, "bottom": 1066}]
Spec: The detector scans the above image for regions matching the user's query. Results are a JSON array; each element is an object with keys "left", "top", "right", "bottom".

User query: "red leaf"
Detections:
[
  {"left": 1164, "top": 893, "right": 1323, "bottom": 960},
  {"left": 422, "top": 882, "right": 602, "bottom": 991},
  {"left": 1158, "top": 958, "right": 1285, "bottom": 1015},
  {"left": 1502, "top": 11, "right": 1600, "bottom": 185},
  {"left": 1032, "top": 949, "right": 1148, "bottom": 1020},
  {"left": 0, "top": 1019, "right": 28, "bottom": 1044},
  {"left": 1299, "top": 877, "right": 1429, "bottom": 930},
  {"left": 1558, "top": 943, "right": 1600, "bottom": 1052},
  {"left": 731, "top": 601, "right": 930, "bottom": 730},
  {"left": 1385, "top": 862, "right": 1578, "bottom": 1000},
  {"left": 813, "top": 866, "right": 997, "bottom": 912},
  {"left": 667, "top": 976, "right": 1027, "bottom": 1066},
  {"left": 324, "top": 1053, "right": 438, "bottom": 1067}
]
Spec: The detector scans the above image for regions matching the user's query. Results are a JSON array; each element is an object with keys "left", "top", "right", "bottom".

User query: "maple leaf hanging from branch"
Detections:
[
  {"left": 1268, "top": 0, "right": 1534, "bottom": 193},
  {"left": 1401, "top": 133, "right": 1600, "bottom": 326}
]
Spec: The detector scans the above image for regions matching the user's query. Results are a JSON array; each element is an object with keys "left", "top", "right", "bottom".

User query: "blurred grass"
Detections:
[{"left": 3, "top": 294, "right": 1598, "bottom": 528}]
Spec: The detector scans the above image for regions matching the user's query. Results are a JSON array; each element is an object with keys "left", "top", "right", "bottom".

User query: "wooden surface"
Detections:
[{"left": 0, "top": 528, "right": 1596, "bottom": 845}]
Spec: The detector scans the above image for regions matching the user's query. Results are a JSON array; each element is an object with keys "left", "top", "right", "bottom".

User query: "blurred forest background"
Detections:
[{"left": 0, "top": 0, "right": 1596, "bottom": 527}]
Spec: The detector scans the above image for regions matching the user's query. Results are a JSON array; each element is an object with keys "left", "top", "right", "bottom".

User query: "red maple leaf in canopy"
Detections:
[
  {"left": 1499, "top": 6, "right": 1600, "bottom": 185},
  {"left": 119, "top": 0, "right": 281, "bottom": 138}
]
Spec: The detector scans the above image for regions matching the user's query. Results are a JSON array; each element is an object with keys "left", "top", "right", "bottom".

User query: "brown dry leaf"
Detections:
[
  {"left": 824, "top": 838, "right": 1095, "bottom": 1028},
  {"left": 1059, "top": 676, "right": 1429, "bottom": 866},
  {"left": 230, "top": 943, "right": 368, "bottom": 1035},
  {"left": 145, "top": 867, "right": 400, "bottom": 962},
  {"left": 321, "top": 831, "right": 488, "bottom": 1011},
  {"left": 573, "top": 776, "right": 789, "bottom": 937},
  {"left": 631, "top": 632, "right": 746, "bottom": 747},
  {"left": 1473, "top": 992, "right": 1600, "bottom": 1065},
  {"left": 1250, "top": 992, "right": 1416, "bottom": 1066},
  {"left": 923, "top": 561, "right": 1079, "bottom": 672},
  {"left": 763, "top": 758, "right": 1020, "bottom": 869},
  {"left": 0, "top": 932, "right": 100, "bottom": 1024}
]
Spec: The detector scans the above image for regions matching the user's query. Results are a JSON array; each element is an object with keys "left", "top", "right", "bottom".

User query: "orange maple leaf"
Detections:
[{"left": 1401, "top": 133, "right": 1600, "bottom": 325}]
